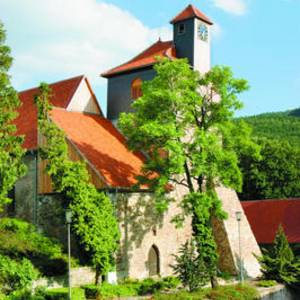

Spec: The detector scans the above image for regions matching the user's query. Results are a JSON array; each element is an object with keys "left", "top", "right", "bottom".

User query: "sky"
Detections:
[{"left": 0, "top": 0, "right": 299, "bottom": 117}]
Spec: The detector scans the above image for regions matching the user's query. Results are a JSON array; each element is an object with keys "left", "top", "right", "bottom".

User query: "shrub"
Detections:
[
  {"left": 207, "top": 284, "right": 259, "bottom": 300},
  {"left": 98, "top": 282, "right": 138, "bottom": 298},
  {"left": 0, "top": 255, "right": 39, "bottom": 295},
  {"left": 82, "top": 284, "right": 99, "bottom": 299},
  {"left": 256, "top": 225, "right": 300, "bottom": 285},
  {"left": 160, "top": 276, "right": 181, "bottom": 290},
  {"left": 154, "top": 284, "right": 258, "bottom": 300},
  {"left": 172, "top": 239, "right": 209, "bottom": 291},
  {"left": 0, "top": 218, "right": 67, "bottom": 276},
  {"left": 45, "top": 288, "right": 85, "bottom": 300},
  {"left": 257, "top": 280, "right": 277, "bottom": 288}
]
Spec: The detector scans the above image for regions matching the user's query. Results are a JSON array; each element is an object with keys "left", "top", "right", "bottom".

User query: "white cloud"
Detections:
[
  {"left": 211, "top": 22, "right": 222, "bottom": 40},
  {"left": 0, "top": 0, "right": 172, "bottom": 93},
  {"left": 211, "top": 0, "right": 247, "bottom": 15}
]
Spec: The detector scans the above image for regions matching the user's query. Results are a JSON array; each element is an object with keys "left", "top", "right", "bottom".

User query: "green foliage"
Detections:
[
  {"left": 0, "top": 22, "right": 26, "bottom": 209},
  {"left": 35, "top": 84, "right": 120, "bottom": 280},
  {"left": 83, "top": 277, "right": 181, "bottom": 298},
  {"left": 238, "top": 108, "right": 300, "bottom": 148},
  {"left": 153, "top": 284, "right": 258, "bottom": 300},
  {"left": 256, "top": 280, "right": 277, "bottom": 288},
  {"left": 0, "top": 254, "right": 39, "bottom": 295},
  {"left": 0, "top": 218, "right": 67, "bottom": 276},
  {"left": 207, "top": 284, "right": 259, "bottom": 300},
  {"left": 44, "top": 288, "right": 85, "bottom": 300},
  {"left": 118, "top": 58, "right": 257, "bottom": 287},
  {"left": 172, "top": 239, "right": 208, "bottom": 291},
  {"left": 98, "top": 282, "right": 139, "bottom": 298},
  {"left": 256, "top": 225, "right": 300, "bottom": 285},
  {"left": 239, "top": 138, "right": 300, "bottom": 200}
]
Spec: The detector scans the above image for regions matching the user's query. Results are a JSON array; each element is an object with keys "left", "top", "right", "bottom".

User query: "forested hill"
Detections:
[{"left": 237, "top": 108, "right": 300, "bottom": 147}]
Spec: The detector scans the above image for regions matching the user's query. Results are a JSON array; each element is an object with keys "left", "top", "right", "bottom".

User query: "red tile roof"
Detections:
[
  {"left": 50, "top": 109, "right": 146, "bottom": 188},
  {"left": 15, "top": 75, "right": 84, "bottom": 150},
  {"left": 102, "top": 40, "right": 176, "bottom": 78},
  {"left": 170, "top": 4, "right": 213, "bottom": 25},
  {"left": 242, "top": 199, "right": 300, "bottom": 244}
]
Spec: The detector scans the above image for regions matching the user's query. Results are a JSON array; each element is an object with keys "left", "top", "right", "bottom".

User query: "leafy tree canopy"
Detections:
[
  {"left": 35, "top": 84, "right": 120, "bottom": 281},
  {"left": 0, "top": 22, "right": 26, "bottom": 209},
  {"left": 239, "top": 138, "right": 300, "bottom": 200},
  {"left": 119, "top": 58, "right": 259, "bottom": 287},
  {"left": 237, "top": 109, "right": 300, "bottom": 148}
]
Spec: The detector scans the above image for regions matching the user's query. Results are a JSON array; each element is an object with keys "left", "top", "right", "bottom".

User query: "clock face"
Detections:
[{"left": 198, "top": 24, "right": 208, "bottom": 42}]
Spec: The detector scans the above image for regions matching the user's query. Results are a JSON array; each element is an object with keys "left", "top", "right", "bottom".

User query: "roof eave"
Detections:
[
  {"left": 101, "top": 62, "right": 156, "bottom": 78},
  {"left": 170, "top": 16, "right": 213, "bottom": 25}
]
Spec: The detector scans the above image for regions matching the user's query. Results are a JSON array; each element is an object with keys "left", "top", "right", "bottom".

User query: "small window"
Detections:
[
  {"left": 178, "top": 23, "right": 186, "bottom": 35},
  {"left": 131, "top": 78, "right": 143, "bottom": 100}
]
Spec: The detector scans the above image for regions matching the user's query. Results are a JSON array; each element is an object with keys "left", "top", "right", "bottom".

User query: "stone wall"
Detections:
[
  {"left": 214, "top": 186, "right": 262, "bottom": 278},
  {"left": 114, "top": 189, "right": 193, "bottom": 280},
  {"left": 14, "top": 152, "right": 37, "bottom": 223}
]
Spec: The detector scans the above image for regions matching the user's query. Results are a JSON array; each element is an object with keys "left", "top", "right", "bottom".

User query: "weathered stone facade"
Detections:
[{"left": 115, "top": 191, "right": 192, "bottom": 279}]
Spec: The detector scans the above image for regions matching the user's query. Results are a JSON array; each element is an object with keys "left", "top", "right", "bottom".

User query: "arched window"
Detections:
[
  {"left": 148, "top": 245, "right": 160, "bottom": 276},
  {"left": 131, "top": 78, "right": 143, "bottom": 100}
]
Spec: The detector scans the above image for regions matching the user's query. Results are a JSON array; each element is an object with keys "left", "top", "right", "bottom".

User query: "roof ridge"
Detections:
[
  {"left": 170, "top": 4, "right": 213, "bottom": 25},
  {"left": 101, "top": 40, "right": 174, "bottom": 77},
  {"left": 243, "top": 198, "right": 300, "bottom": 203},
  {"left": 18, "top": 74, "right": 85, "bottom": 94}
]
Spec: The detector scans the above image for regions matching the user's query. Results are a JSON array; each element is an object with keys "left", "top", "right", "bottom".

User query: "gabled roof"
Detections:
[
  {"left": 102, "top": 40, "right": 176, "bottom": 78},
  {"left": 242, "top": 199, "right": 300, "bottom": 244},
  {"left": 170, "top": 4, "right": 213, "bottom": 25},
  {"left": 50, "top": 109, "right": 146, "bottom": 188},
  {"left": 15, "top": 75, "right": 84, "bottom": 150}
]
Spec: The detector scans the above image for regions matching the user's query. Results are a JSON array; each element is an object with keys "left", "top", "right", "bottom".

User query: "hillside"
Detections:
[{"left": 237, "top": 108, "right": 300, "bottom": 147}]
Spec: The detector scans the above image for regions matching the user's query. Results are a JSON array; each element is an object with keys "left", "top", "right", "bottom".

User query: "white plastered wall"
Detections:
[
  {"left": 67, "top": 78, "right": 101, "bottom": 114},
  {"left": 193, "top": 19, "right": 211, "bottom": 75}
]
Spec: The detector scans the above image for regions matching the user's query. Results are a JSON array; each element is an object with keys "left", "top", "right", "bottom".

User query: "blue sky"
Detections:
[{"left": 0, "top": 0, "right": 299, "bottom": 116}]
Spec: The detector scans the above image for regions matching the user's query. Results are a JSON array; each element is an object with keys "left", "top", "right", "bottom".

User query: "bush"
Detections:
[
  {"left": 45, "top": 288, "right": 85, "bottom": 300},
  {"left": 82, "top": 284, "right": 99, "bottom": 299},
  {"left": 0, "top": 255, "right": 39, "bottom": 295},
  {"left": 154, "top": 284, "right": 258, "bottom": 300},
  {"left": 257, "top": 280, "right": 277, "bottom": 288},
  {"left": 160, "top": 276, "right": 181, "bottom": 290},
  {"left": 208, "top": 284, "right": 259, "bottom": 300},
  {"left": 0, "top": 218, "right": 67, "bottom": 276},
  {"left": 98, "top": 282, "right": 138, "bottom": 298}
]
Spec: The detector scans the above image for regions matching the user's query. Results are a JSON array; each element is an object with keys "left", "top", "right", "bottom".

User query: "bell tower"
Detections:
[{"left": 171, "top": 4, "right": 213, "bottom": 74}]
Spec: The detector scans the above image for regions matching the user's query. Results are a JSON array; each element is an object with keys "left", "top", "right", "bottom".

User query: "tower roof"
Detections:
[
  {"left": 101, "top": 40, "right": 176, "bottom": 78},
  {"left": 170, "top": 4, "right": 213, "bottom": 25}
]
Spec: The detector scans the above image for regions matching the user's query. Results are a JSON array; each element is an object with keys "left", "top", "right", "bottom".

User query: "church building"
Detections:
[{"left": 10, "top": 5, "right": 261, "bottom": 280}]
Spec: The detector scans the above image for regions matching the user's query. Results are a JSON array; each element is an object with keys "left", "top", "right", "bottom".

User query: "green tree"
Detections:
[
  {"left": 119, "top": 58, "right": 259, "bottom": 287},
  {"left": 172, "top": 239, "right": 208, "bottom": 291},
  {"left": 0, "top": 22, "right": 26, "bottom": 209},
  {"left": 239, "top": 138, "right": 300, "bottom": 200},
  {"left": 256, "top": 225, "right": 300, "bottom": 285},
  {"left": 35, "top": 84, "right": 120, "bottom": 283}
]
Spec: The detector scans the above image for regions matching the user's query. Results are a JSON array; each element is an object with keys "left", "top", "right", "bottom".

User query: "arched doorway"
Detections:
[{"left": 148, "top": 245, "right": 160, "bottom": 277}]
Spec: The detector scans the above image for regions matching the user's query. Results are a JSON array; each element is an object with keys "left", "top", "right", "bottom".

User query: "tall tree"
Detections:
[
  {"left": 256, "top": 225, "right": 300, "bottom": 285},
  {"left": 119, "top": 58, "right": 259, "bottom": 287},
  {"left": 35, "top": 84, "right": 120, "bottom": 283},
  {"left": 239, "top": 138, "right": 300, "bottom": 200},
  {"left": 0, "top": 22, "right": 26, "bottom": 210}
]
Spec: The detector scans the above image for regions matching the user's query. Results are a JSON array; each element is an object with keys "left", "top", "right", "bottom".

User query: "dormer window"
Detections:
[
  {"left": 131, "top": 78, "right": 143, "bottom": 100},
  {"left": 178, "top": 23, "right": 186, "bottom": 35}
]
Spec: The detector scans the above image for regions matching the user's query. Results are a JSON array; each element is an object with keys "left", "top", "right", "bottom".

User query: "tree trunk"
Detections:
[
  {"left": 210, "top": 275, "right": 219, "bottom": 289},
  {"left": 95, "top": 266, "right": 100, "bottom": 285}
]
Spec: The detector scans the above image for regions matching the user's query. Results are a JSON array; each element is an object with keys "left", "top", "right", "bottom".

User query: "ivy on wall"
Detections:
[{"left": 35, "top": 83, "right": 120, "bottom": 281}]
